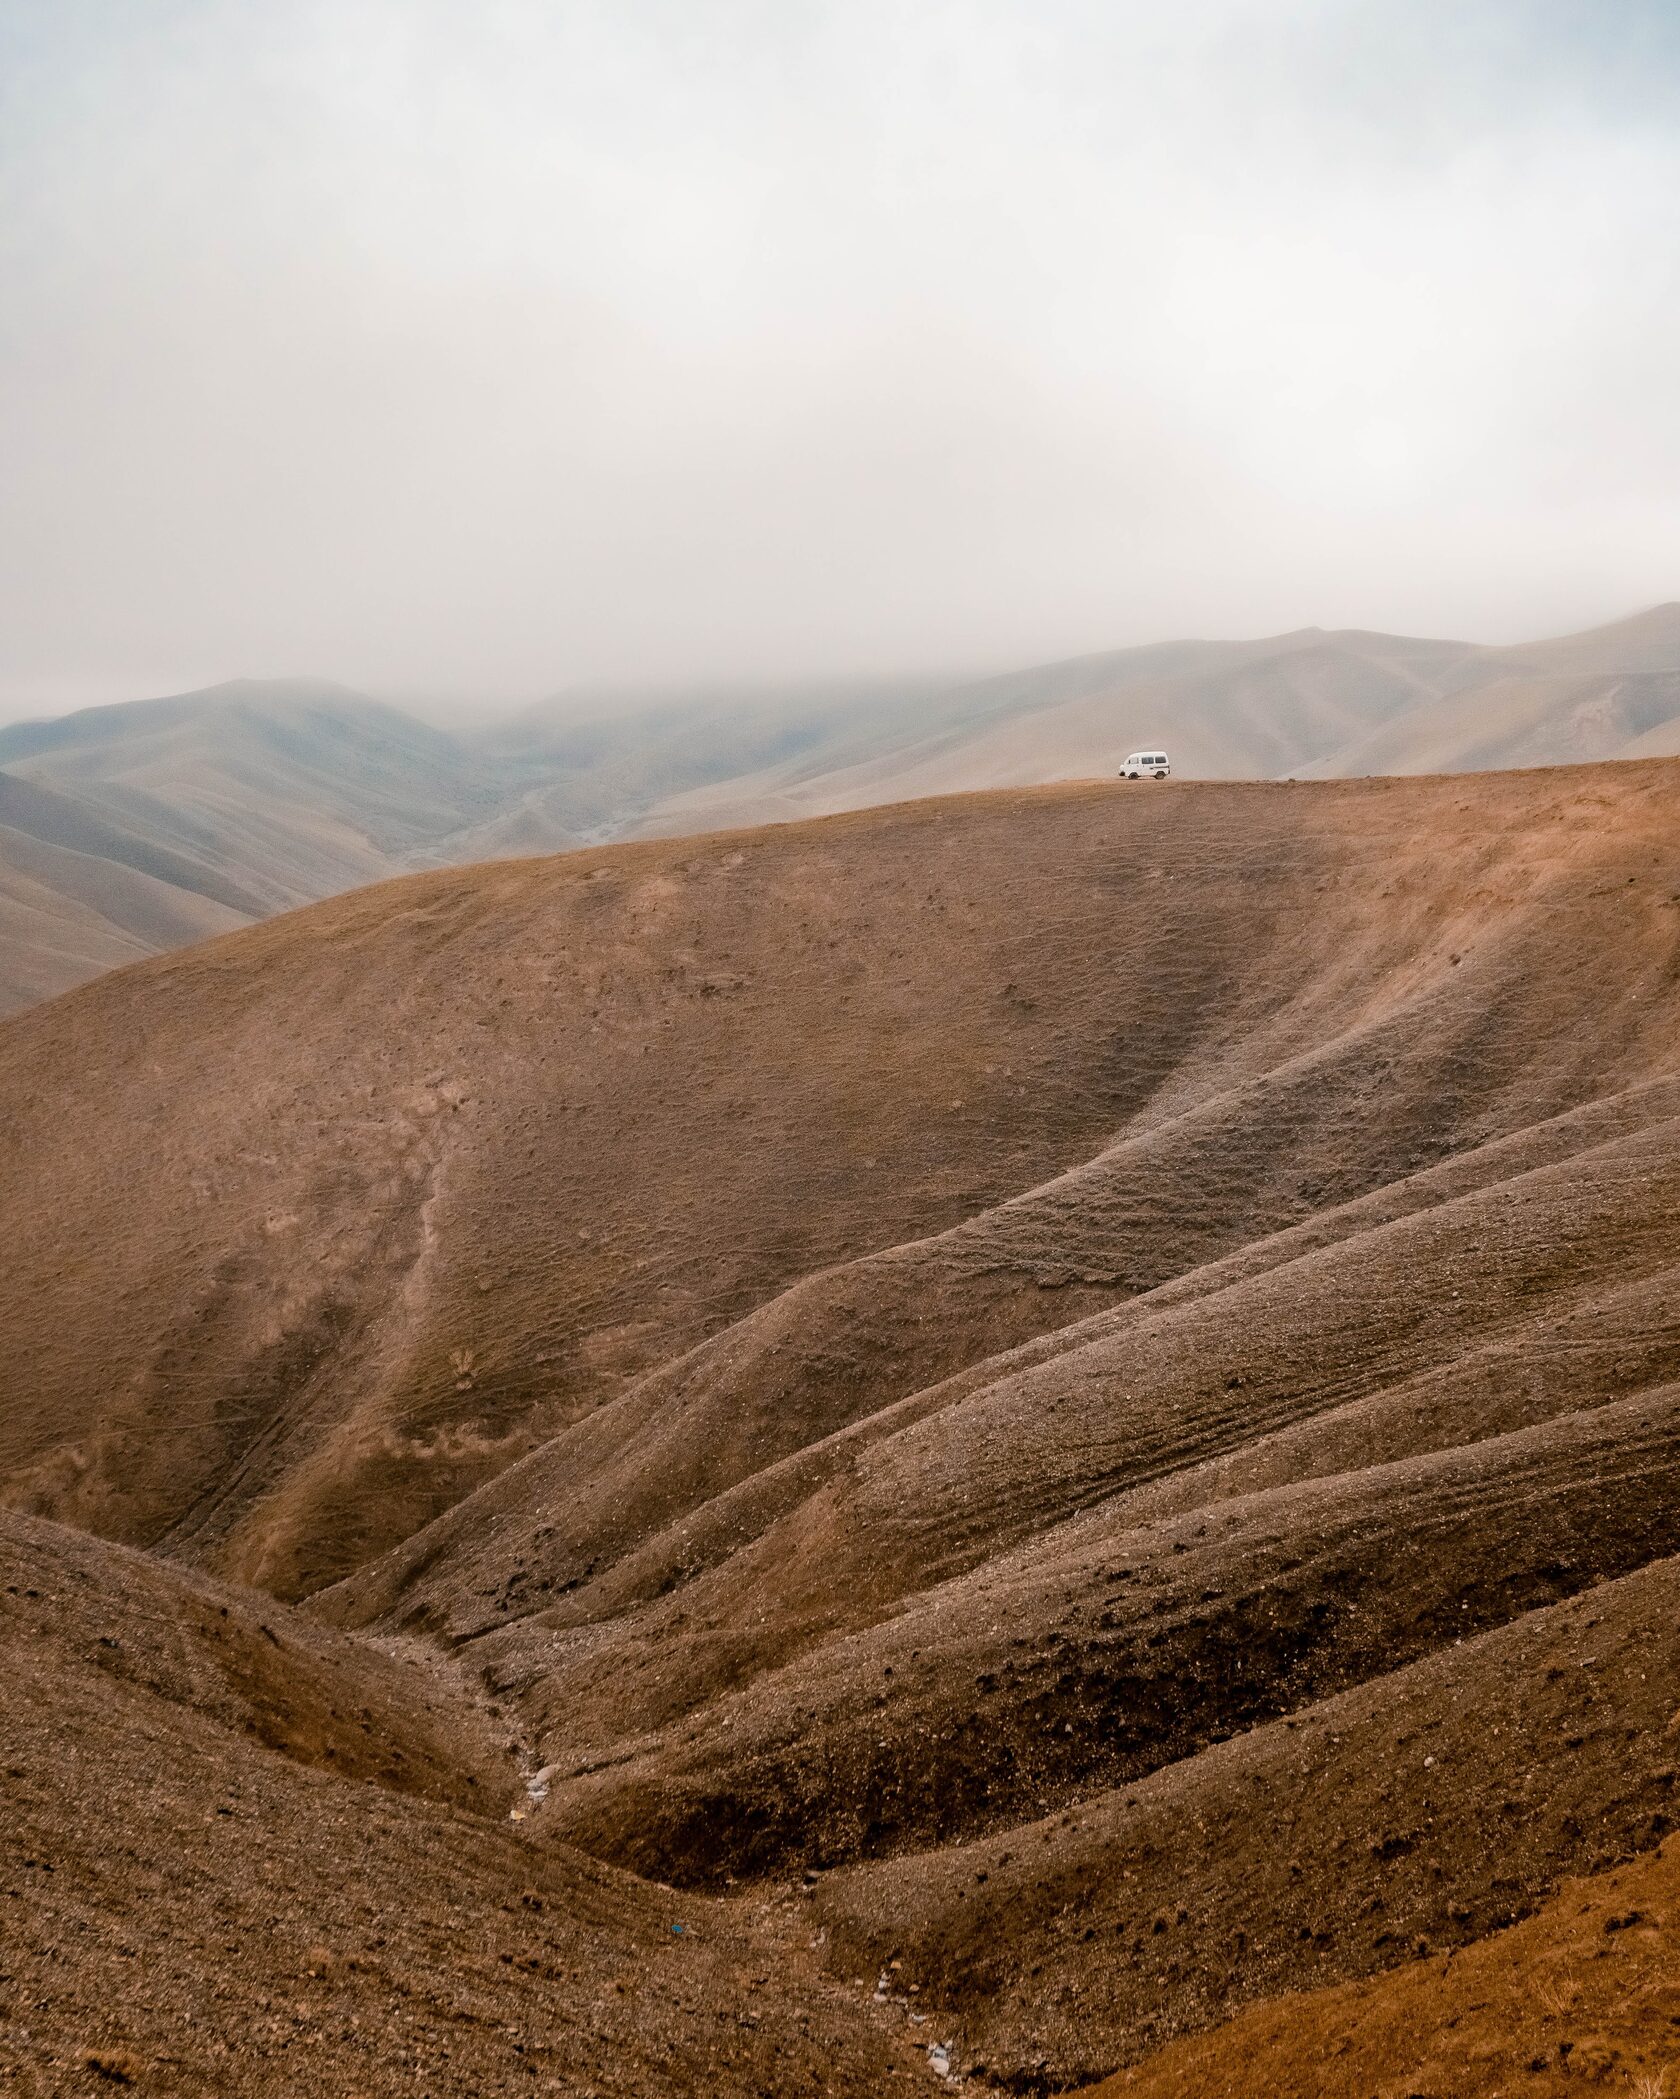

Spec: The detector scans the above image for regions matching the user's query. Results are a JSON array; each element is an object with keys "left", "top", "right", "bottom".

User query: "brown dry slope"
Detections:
[
  {"left": 0, "top": 678, "right": 543, "bottom": 1016},
  {"left": 8, "top": 602, "right": 1679, "bottom": 1019},
  {"left": 0, "top": 768, "right": 250, "bottom": 1012},
  {"left": 0, "top": 1511, "right": 935, "bottom": 2098},
  {"left": 1093, "top": 1833, "right": 1680, "bottom": 2098},
  {"left": 5, "top": 762, "right": 1680, "bottom": 2092},
  {"left": 629, "top": 603, "right": 1680, "bottom": 835},
  {"left": 0, "top": 768, "right": 1438, "bottom": 1595}
]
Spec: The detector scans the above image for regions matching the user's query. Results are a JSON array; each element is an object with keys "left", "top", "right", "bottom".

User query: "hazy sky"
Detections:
[{"left": 2, "top": 1, "right": 1678, "bottom": 718}]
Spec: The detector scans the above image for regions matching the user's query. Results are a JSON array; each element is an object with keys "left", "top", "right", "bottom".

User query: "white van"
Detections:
[{"left": 1120, "top": 750, "right": 1171, "bottom": 779}]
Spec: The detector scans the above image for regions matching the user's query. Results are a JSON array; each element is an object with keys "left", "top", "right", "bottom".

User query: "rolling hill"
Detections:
[
  {"left": 0, "top": 679, "right": 516, "bottom": 1017},
  {"left": 622, "top": 602, "right": 1680, "bottom": 833},
  {"left": 0, "top": 673, "right": 916, "bottom": 1015},
  {"left": 5, "top": 761, "right": 1680, "bottom": 2090},
  {"left": 0, "top": 766, "right": 249, "bottom": 1009},
  {"left": 5, "top": 602, "right": 1680, "bottom": 1019}
]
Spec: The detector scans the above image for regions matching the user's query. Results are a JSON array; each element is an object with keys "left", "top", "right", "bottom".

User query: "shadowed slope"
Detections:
[
  {"left": 0, "top": 1512, "right": 934, "bottom": 2099},
  {"left": 1095, "top": 1834, "right": 1680, "bottom": 2098},
  {"left": 0, "top": 1510, "right": 515, "bottom": 1815},
  {"left": 531, "top": 1372, "right": 1680, "bottom": 1886},
  {"left": 812, "top": 1557, "right": 1680, "bottom": 2084}
]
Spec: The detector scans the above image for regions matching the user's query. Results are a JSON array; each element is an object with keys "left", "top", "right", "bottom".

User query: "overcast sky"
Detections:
[{"left": 1, "top": 0, "right": 1678, "bottom": 719}]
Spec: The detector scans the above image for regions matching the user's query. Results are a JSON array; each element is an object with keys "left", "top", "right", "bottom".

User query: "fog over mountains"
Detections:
[
  {"left": 11, "top": 1, "right": 1680, "bottom": 2088},
  {"left": 2, "top": 601, "right": 1676, "bottom": 1017}
]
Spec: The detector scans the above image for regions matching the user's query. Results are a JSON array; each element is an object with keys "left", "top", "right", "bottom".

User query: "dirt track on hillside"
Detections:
[{"left": 6, "top": 764, "right": 1680, "bottom": 2091}]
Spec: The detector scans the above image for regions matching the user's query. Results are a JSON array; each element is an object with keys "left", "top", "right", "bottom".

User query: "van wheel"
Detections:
[{"left": 1153, "top": 770, "right": 1167, "bottom": 779}]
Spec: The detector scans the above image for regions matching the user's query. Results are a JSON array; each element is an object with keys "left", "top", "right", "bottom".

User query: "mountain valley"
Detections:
[{"left": 5, "top": 760, "right": 1680, "bottom": 2092}]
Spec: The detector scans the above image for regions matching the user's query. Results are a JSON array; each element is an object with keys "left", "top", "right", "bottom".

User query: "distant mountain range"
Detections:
[{"left": 3, "top": 600, "right": 1678, "bottom": 1013}]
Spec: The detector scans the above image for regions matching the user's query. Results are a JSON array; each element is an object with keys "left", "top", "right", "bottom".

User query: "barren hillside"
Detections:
[
  {"left": 1093, "top": 1833, "right": 1680, "bottom": 2097},
  {"left": 0, "top": 1510, "right": 933, "bottom": 2098},
  {"left": 0, "top": 767, "right": 247, "bottom": 1009},
  {"left": 627, "top": 604, "right": 1680, "bottom": 834},
  {"left": 5, "top": 763, "right": 1680, "bottom": 2093},
  {"left": 7, "top": 604, "right": 1680, "bottom": 1019},
  {"left": 0, "top": 680, "right": 516, "bottom": 1016}
]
